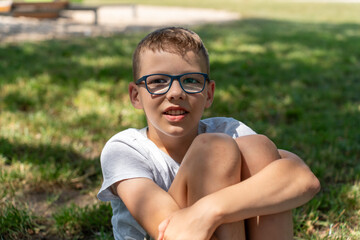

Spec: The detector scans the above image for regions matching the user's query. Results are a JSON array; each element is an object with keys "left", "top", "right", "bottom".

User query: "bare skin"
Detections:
[
  {"left": 113, "top": 49, "right": 320, "bottom": 239},
  {"left": 166, "top": 133, "right": 246, "bottom": 240},
  {"left": 158, "top": 133, "right": 296, "bottom": 240},
  {"left": 114, "top": 133, "right": 319, "bottom": 239}
]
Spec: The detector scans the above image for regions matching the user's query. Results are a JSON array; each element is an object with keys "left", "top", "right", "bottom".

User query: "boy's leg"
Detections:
[
  {"left": 168, "top": 133, "right": 245, "bottom": 240},
  {"left": 235, "top": 135, "right": 294, "bottom": 240}
]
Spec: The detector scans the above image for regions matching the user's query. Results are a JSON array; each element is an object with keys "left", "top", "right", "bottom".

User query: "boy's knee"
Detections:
[
  {"left": 194, "top": 132, "right": 232, "bottom": 145},
  {"left": 236, "top": 134, "right": 279, "bottom": 158},
  {"left": 193, "top": 133, "right": 239, "bottom": 157},
  {"left": 236, "top": 134, "right": 273, "bottom": 146},
  {"left": 189, "top": 133, "right": 241, "bottom": 173},
  {"left": 236, "top": 134, "right": 281, "bottom": 177}
]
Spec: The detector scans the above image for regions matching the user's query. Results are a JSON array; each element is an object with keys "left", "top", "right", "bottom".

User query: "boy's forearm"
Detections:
[
  {"left": 114, "top": 178, "right": 181, "bottom": 239},
  {"left": 140, "top": 195, "right": 181, "bottom": 239},
  {"left": 199, "top": 156, "right": 320, "bottom": 226}
]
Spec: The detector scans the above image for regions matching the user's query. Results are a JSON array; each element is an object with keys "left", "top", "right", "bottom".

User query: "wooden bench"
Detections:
[
  {"left": 0, "top": 1, "right": 137, "bottom": 25},
  {"left": 0, "top": 1, "right": 101, "bottom": 25},
  {"left": 11, "top": 1, "right": 70, "bottom": 19}
]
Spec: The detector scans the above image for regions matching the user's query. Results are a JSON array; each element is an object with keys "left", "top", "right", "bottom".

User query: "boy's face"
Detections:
[{"left": 129, "top": 49, "right": 215, "bottom": 141}]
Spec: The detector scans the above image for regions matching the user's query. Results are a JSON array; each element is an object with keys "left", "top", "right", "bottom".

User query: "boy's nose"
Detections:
[{"left": 166, "top": 80, "right": 185, "bottom": 99}]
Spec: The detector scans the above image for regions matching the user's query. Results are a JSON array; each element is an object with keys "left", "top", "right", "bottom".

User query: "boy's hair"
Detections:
[{"left": 132, "top": 27, "right": 210, "bottom": 80}]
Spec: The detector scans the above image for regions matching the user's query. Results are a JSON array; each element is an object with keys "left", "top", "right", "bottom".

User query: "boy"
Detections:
[{"left": 97, "top": 27, "right": 320, "bottom": 240}]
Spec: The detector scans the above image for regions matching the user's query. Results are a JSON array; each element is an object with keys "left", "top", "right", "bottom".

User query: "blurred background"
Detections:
[{"left": 1, "top": 0, "right": 359, "bottom": 239}]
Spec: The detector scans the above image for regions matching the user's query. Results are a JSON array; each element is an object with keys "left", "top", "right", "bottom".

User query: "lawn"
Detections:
[{"left": 1, "top": 0, "right": 359, "bottom": 239}]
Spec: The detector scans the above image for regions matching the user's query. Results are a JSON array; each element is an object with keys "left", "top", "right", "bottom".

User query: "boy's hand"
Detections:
[
  {"left": 157, "top": 218, "right": 170, "bottom": 240},
  {"left": 157, "top": 202, "right": 218, "bottom": 240}
]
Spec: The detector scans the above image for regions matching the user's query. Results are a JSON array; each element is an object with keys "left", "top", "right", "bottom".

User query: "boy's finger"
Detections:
[
  {"left": 158, "top": 218, "right": 170, "bottom": 232},
  {"left": 157, "top": 231, "right": 164, "bottom": 240},
  {"left": 157, "top": 218, "right": 170, "bottom": 240}
]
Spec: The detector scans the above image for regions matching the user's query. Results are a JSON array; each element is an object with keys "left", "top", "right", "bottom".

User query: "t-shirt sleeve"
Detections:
[
  {"left": 199, "top": 117, "right": 256, "bottom": 138},
  {"left": 231, "top": 118, "right": 257, "bottom": 137},
  {"left": 97, "top": 138, "right": 154, "bottom": 202}
]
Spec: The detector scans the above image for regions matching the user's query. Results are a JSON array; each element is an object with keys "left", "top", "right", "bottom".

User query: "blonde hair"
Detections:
[{"left": 132, "top": 27, "right": 210, "bottom": 80}]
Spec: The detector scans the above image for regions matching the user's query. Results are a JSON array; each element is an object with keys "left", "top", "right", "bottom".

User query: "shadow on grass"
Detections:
[
  {"left": 0, "top": 35, "right": 138, "bottom": 87},
  {"left": 195, "top": 19, "right": 360, "bottom": 178},
  {"left": 0, "top": 137, "right": 101, "bottom": 185},
  {"left": 0, "top": 15, "right": 359, "bottom": 193},
  {"left": 1, "top": 18, "right": 359, "bottom": 237}
]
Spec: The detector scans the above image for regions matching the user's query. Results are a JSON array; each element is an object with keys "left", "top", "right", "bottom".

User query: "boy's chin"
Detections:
[{"left": 162, "top": 125, "right": 198, "bottom": 138}]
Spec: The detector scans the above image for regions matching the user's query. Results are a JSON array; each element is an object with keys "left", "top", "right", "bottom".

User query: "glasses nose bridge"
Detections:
[
  {"left": 171, "top": 75, "right": 182, "bottom": 83},
  {"left": 167, "top": 75, "right": 185, "bottom": 95},
  {"left": 169, "top": 74, "right": 183, "bottom": 88}
]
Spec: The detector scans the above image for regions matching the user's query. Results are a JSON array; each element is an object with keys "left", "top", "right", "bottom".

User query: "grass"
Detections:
[
  {"left": 0, "top": 202, "right": 38, "bottom": 239},
  {"left": 53, "top": 203, "right": 113, "bottom": 239},
  {"left": 1, "top": 0, "right": 359, "bottom": 239}
]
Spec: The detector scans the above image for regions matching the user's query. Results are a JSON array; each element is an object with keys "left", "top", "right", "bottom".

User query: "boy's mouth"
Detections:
[
  {"left": 164, "top": 109, "right": 188, "bottom": 116},
  {"left": 163, "top": 107, "right": 189, "bottom": 121},
  {"left": 163, "top": 107, "right": 189, "bottom": 117}
]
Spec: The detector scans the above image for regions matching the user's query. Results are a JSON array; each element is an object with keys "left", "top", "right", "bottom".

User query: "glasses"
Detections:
[{"left": 136, "top": 72, "right": 210, "bottom": 95}]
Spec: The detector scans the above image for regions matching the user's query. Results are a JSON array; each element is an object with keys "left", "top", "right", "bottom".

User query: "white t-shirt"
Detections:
[{"left": 97, "top": 117, "right": 256, "bottom": 240}]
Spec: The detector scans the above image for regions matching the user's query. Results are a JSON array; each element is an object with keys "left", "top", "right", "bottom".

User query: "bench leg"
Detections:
[{"left": 94, "top": 9, "right": 98, "bottom": 25}]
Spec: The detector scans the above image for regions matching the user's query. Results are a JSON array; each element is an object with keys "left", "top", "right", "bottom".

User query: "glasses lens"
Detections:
[
  {"left": 180, "top": 73, "right": 206, "bottom": 93},
  {"left": 146, "top": 75, "right": 171, "bottom": 94}
]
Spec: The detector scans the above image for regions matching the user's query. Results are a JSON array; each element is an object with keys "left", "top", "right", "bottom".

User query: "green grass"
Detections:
[
  {"left": 54, "top": 202, "right": 113, "bottom": 239},
  {"left": 0, "top": 202, "right": 38, "bottom": 239},
  {"left": 1, "top": 0, "right": 359, "bottom": 239}
]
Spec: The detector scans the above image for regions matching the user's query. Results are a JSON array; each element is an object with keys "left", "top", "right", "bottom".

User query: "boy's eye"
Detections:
[
  {"left": 182, "top": 78, "right": 201, "bottom": 84},
  {"left": 147, "top": 78, "right": 169, "bottom": 85}
]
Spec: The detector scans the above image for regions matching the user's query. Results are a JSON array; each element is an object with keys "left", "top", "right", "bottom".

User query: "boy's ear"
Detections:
[
  {"left": 129, "top": 82, "right": 143, "bottom": 109},
  {"left": 205, "top": 80, "right": 215, "bottom": 109}
]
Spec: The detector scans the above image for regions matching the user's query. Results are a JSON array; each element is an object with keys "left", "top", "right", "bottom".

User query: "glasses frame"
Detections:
[{"left": 136, "top": 72, "right": 210, "bottom": 95}]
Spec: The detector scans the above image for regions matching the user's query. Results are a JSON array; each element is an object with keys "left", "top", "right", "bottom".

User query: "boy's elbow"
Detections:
[
  {"left": 302, "top": 169, "right": 321, "bottom": 199},
  {"left": 284, "top": 153, "right": 321, "bottom": 199},
  {"left": 310, "top": 174, "right": 321, "bottom": 196}
]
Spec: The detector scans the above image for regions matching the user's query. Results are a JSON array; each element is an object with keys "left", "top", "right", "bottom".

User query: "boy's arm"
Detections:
[
  {"left": 159, "top": 147, "right": 320, "bottom": 239},
  {"left": 214, "top": 150, "right": 320, "bottom": 223},
  {"left": 113, "top": 178, "right": 180, "bottom": 239},
  {"left": 210, "top": 150, "right": 320, "bottom": 223}
]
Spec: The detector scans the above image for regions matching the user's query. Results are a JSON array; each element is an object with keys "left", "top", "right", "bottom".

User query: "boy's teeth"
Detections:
[{"left": 166, "top": 110, "right": 185, "bottom": 115}]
